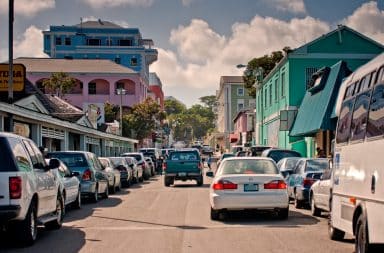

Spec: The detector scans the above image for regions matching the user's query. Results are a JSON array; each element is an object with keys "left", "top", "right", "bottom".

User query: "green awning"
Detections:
[{"left": 290, "top": 61, "right": 351, "bottom": 137}]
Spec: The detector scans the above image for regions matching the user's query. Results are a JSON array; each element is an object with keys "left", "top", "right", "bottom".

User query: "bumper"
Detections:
[
  {"left": 0, "top": 205, "right": 21, "bottom": 224},
  {"left": 210, "top": 192, "right": 289, "bottom": 211},
  {"left": 80, "top": 181, "right": 97, "bottom": 196},
  {"left": 165, "top": 172, "right": 202, "bottom": 180}
]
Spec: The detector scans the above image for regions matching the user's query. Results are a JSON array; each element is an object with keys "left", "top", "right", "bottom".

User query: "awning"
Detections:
[
  {"left": 230, "top": 133, "right": 240, "bottom": 143},
  {"left": 290, "top": 61, "right": 351, "bottom": 137}
]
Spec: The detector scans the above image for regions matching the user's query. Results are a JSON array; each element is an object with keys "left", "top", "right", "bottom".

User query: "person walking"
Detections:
[{"left": 207, "top": 154, "right": 212, "bottom": 171}]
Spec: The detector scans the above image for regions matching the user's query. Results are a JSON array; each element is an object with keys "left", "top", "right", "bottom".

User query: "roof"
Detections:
[
  {"left": 220, "top": 76, "right": 244, "bottom": 84},
  {"left": 13, "top": 58, "right": 137, "bottom": 75},
  {"left": 76, "top": 20, "right": 122, "bottom": 29},
  {"left": 289, "top": 61, "right": 352, "bottom": 137}
]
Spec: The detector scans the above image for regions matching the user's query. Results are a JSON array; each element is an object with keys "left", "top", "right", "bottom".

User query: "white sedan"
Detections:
[{"left": 207, "top": 157, "right": 289, "bottom": 220}]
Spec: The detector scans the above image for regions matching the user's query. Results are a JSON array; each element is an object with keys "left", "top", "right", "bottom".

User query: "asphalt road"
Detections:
[{"left": 0, "top": 165, "right": 355, "bottom": 253}]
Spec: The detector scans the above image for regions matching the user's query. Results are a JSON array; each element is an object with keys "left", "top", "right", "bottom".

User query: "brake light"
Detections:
[
  {"left": 213, "top": 180, "right": 238, "bottom": 190},
  {"left": 303, "top": 178, "right": 316, "bottom": 188},
  {"left": 82, "top": 169, "right": 92, "bottom": 181},
  {"left": 162, "top": 162, "right": 167, "bottom": 171},
  {"left": 264, "top": 180, "right": 287, "bottom": 189},
  {"left": 9, "top": 176, "right": 22, "bottom": 199}
]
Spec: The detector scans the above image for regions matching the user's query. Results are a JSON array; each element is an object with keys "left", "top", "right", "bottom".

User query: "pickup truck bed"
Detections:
[{"left": 163, "top": 150, "right": 203, "bottom": 186}]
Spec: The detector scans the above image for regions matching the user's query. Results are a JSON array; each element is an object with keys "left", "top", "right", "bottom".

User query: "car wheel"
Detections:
[
  {"left": 310, "top": 195, "right": 321, "bottom": 216},
  {"left": 103, "top": 184, "right": 109, "bottom": 199},
  {"left": 45, "top": 194, "right": 64, "bottom": 230},
  {"left": 110, "top": 180, "right": 116, "bottom": 194},
  {"left": 210, "top": 208, "right": 220, "bottom": 221},
  {"left": 164, "top": 176, "right": 173, "bottom": 187},
  {"left": 91, "top": 185, "right": 99, "bottom": 203},
  {"left": 196, "top": 175, "right": 203, "bottom": 186},
  {"left": 18, "top": 201, "right": 38, "bottom": 245},
  {"left": 72, "top": 188, "right": 81, "bottom": 209},
  {"left": 328, "top": 216, "right": 345, "bottom": 240},
  {"left": 277, "top": 208, "right": 289, "bottom": 220},
  {"left": 355, "top": 215, "right": 371, "bottom": 253},
  {"left": 294, "top": 192, "right": 303, "bottom": 209}
]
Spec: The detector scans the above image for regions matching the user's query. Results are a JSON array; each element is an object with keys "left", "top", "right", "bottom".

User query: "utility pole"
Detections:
[{"left": 8, "top": 0, "right": 14, "bottom": 104}]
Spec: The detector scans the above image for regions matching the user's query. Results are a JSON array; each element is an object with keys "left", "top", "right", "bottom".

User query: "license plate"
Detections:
[
  {"left": 178, "top": 172, "right": 187, "bottom": 177},
  {"left": 244, "top": 184, "right": 258, "bottom": 192}
]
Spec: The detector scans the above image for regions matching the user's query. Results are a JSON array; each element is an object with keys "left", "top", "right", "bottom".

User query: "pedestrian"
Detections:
[{"left": 207, "top": 154, "right": 212, "bottom": 170}]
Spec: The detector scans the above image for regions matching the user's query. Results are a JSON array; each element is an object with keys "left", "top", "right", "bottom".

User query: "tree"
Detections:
[
  {"left": 199, "top": 95, "right": 217, "bottom": 109},
  {"left": 104, "top": 102, "right": 119, "bottom": 123},
  {"left": 164, "top": 99, "right": 186, "bottom": 115},
  {"left": 122, "top": 98, "right": 162, "bottom": 140},
  {"left": 243, "top": 50, "right": 286, "bottom": 96},
  {"left": 42, "top": 72, "right": 76, "bottom": 97}
]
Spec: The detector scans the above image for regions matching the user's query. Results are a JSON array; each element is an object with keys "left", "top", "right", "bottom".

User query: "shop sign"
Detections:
[{"left": 0, "top": 64, "right": 25, "bottom": 92}]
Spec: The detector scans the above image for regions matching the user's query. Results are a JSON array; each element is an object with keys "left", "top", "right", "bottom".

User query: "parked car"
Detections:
[
  {"left": 249, "top": 145, "right": 272, "bottom": 156},
  {"left": 276, "top": 157, "right": 302, "bottom": 180},
  {"left": 108, "top": 157, "right": 133, "bottom": 187},
  {"left": 121, "top": 152, "right": 148, "bottom": 180},
  {"left": 206, "top": 157, "right": 289, "bottom": 220},
  {"left": 46, "top": 158, "right": 81, "bottom": 210},
  {"left": 144, "top": 156, "right": 156, "bottom": 176},
  {"left": 99, "top": 157, "right": 122, "bottom": 193},
  {"left": 287, "top": 158, "right": 329, "bottom": 208},
  {"left": 123, "top": 156, "right": 143, "bottom": 183},
  {"left": 139, "top": 148, "right": 161, "bottom": 171},
  {"left": 47, "top": 151, "right": 109, "bottom": 202},
  {"left": 202, "top": 145, "right": 214, "bottom": 155},
  {"left": 261, "top": 148, "right": 302, "bottom": 163},
  {"left": 309, "top": 164, "right": 333, "bottom": 216},
  {"left": 0, "top": 132, "right": 64, "bottom": 245}
]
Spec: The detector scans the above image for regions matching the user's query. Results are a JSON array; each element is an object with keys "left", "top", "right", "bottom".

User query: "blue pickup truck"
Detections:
[{"left": 162, "top": 149, "right": 203, "bottom": 186}]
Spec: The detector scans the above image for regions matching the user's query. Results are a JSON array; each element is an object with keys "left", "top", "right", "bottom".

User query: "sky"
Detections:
[{"left": 0, "top": 0, "right": 384, "bottom": 107}]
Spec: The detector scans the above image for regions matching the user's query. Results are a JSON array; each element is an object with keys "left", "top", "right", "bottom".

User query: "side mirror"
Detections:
[
  {"left": 49, "top": 158, "right": 60, "bottom": 170},
  {"left": 206, "top": 171, "right": 214, "bottom": 177}
]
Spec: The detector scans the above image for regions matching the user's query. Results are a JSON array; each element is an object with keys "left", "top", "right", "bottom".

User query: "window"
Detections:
[
  {"left": 274, "top": 79, "right": 278, "bottom": 101},
  {"left": 8, "top": 138, "right": 32, "bottom": 172},
  {"left": 269, "top": 85, "right": 272, "bottom": 106},
  {"left": 87, "top": 39, "right": 101, "bottom": 46},
  {"left": 336, "top": 98, "right": 355, "bottom": 143},
  {"left": 237, "top": 99, "right": 244, "bottom": 111},
  {"left": 281, "top": 72, "right": 285, "bottom": 97},
  {"left": 359, "top": 73, "right": 373, "bottom": 92},
  {"left": 367, "top": 83, "right": 384, "bottom": 138},
  {"left": 131, "top": 57, "right": 138, "bottom": 66},
  {"left": 376, "top": 66, "right": 384, "bottom": 83},
  {"left": 305, "top": 67, "right": 319, "bottom": 90},
  {"left": 350, "top": 91, "right": 371, "bottom": 141},
  {"left": 344, "top": 82, "right": 357, "bottom": 99},
  {"left": 106, "top": 39, "right": 112, "bottom": 46},
  {"left": 88, "top": 82, "right": 96, "bottom": 94},
  {"left": 55, "top": 36, "right": 62, "bottom": 45},
  {"left": 116, "top": 82, "right": 125, "bottom": 90},
  {"left": 237, "top": 87, "right": 244, "bottom": 96},
  {"left": 23, "top": 140, "right": 45, "bottom": 170},
  {"left": 264, "top": 87, "right": 267, "bottom": 107},
  {"left": 119, "top": 39, "right": 133, "bottom": 46},
  {"left": 65, "top": 37, "right": 71, "bottom": 46}
]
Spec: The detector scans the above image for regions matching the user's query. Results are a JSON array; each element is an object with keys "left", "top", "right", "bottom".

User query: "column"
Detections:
[
  {"left": 31, "top": 124, "right": 42, "bottom": 147},
  {"left": 61, "top": 131, "right": 69, "bottom": 151},
  {"left": 80, "top": 135, "right": 87, "bottom": 151}
]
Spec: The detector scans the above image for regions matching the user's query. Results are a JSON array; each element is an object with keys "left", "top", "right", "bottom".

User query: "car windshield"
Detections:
[
  {"left": 221, "top": 159, "right": 278, "bottom": 175},
  {"left": 221, "top": 154, "right": 234, "bottom": 159},
  {"left": 279, "top": 158, "right": 301, "bottom": 170},
  {"left": 0, "top": 137, "right": 17, "bottom": 172},
  {"left": 47, "top": 153, "right": 88, "bottom": 168},
  {"left": 268, "top": 150, "right": 301, "bottom": 163},
  {"left": 306, "top": 159, "right": 329, "bottom": 171}
]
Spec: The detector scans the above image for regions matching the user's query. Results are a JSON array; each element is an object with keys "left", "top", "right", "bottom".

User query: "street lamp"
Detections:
[{"left": 116, "top": 88, "right": 126, "bottom": 136}]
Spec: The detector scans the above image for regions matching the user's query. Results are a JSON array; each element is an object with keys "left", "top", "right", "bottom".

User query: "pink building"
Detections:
[
  {"left": 14, "top": 58, "right": 147, "bottom": 110},
  {"left": 149, "top": 72, "right": 164, "bottom": 109},
  {"left": 233, "top": 109, "right": 254, "bottom": 146}
]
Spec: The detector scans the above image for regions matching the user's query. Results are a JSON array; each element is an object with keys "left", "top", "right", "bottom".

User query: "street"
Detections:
[{"left": 0, "top": 166, "right": 354, "bottom": 253}]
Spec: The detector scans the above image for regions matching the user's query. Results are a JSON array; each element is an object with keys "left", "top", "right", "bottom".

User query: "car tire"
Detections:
[
  {"left": 164, "top": 176, "right": 173, "bottom": 187},
  {"left": 45, "top": 194, "right": 64, "bottom": 230},
  {"left": 91, "top": 185, "right": 99, "bottom": 203},
  {"left": 294, "top": 191, "right": 303, "bottom": 209},
  {"left": 110, "top": 180, "right": 116, "bottom": 194},
  {"left": 18, "top": 201, "right": 38, "bottom": 245},
  {"left": 196, "top": 175, "right": 203, "bottom": 186},
  {"left": 277, "top": 208, "right": 289, "bottom": 220},
  {"left": 328, "top": 217, "right": 345, "bottom": 240},
  {"left": 210, "top": 208, "right": 220, "bottom": 221},
  {"left": 355, "top": 214, "right": 371, "bottom": 253},
  {"left": 310, "top": 195, "right": 321, "bottom": 216},
  {"left": 103, "top": 184, "right": 109, "bottom": 199},
  {"left": 72, "top": 188, "right": 81, "bottom": 209}
]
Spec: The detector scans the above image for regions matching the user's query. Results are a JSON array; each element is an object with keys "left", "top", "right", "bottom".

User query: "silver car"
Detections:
[
  {"left": 99, "top": 157, "right": 122, "bottom": 193},
  {"left": 309, "top": 164, "right": 334, "bottom": 216},
  {"left": 207, "top": 157, "right": 289, "bottom": 220}
]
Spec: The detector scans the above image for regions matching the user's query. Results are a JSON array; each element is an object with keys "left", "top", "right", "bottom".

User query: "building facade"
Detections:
[
  {"left": 149, "top": 72, "right": 165, "bottom": 110},
  {"left": 255, "top": 25, "right": 384, "bottom": 156},
  {"left": 216, "top": 76, "right": 255, "bottom": 150},
  {"left": 43, "top": 20, "right": 158, "bottom": 86}
]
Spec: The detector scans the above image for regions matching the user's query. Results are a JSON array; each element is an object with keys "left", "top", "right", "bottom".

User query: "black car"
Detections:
[{"left": 261, "top": 148, "right": 302, "bottom": 163}]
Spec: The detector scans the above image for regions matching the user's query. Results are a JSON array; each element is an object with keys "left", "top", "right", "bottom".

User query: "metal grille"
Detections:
[
  {"left": 41, "top": 127, "right": 65, "bottom": 140},
  {"left": 86, "top": 136, "right": 100, "bottom": 145}
]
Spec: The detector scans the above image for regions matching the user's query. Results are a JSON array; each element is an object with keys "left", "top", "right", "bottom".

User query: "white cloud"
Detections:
[
  {"left": 81, "top": 0, "right": 154, "bottom": 8},
  {"left": 0, "top": 26, "right": 47, "bottom": 62},
  {"left": 0, "top": 0, "right": 55, "bottom": 17},
  {"left": 268, "top": 0, "right": 306, "bottom": 14},
  {"left": 182, "top": 0, "right": 193, "bottom": 6},
  {"left": 343, "top": 1, "right": 384, "bottom": 44}
]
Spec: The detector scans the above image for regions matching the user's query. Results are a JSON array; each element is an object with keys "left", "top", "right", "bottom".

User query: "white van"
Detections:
[{"left": 330, "top": 53, "right": 384, "bottom": 252}]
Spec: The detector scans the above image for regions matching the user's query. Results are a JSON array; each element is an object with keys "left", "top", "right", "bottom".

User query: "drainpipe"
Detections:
[{"left": 337, "top": 24, "right": 343, "bottom": 44}]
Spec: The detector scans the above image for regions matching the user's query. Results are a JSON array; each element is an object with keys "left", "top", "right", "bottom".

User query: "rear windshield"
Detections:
[
  {"left": 170, "top": 152, "right": 198, "bottom": 160},
  {"left": 0, "top": 137, "right": 17, "bottom": 172},
  {"left": 47, "top": 153, "right": 88, "bottom": 168},
  {"left": 109, "top": 157, "right": 126, "bottom": 166},
  {"left": 268, "top": 150, "right": 301, "bottom": 162},
  {"left": 123, "top": 154, "right": 142, "bottom": 162},
  {"left": 221, "top": 159, "right": 278, "bottom": 175},
  {"left": 306, "top": 160, "right": 329, "bottom": 171}
]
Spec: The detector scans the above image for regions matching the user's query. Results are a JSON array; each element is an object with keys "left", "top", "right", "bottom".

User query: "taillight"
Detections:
[
  {"left": 162, "top": 162, "right": 167, "bottom": 171},
  {"left": 9, "top": 176, "right": 22, "bottom": 199},
  {"left": 212, "top": 180, "right": 238, "bottom": 190},
  {"left": 303, "top": 178, "right": 316, "bottom": 188},
  {"left": 82, "top": 169, "right": 92, "bottom": 181},
  {"left": 264, "top": 180, "right": 287, "bottom": 189}
]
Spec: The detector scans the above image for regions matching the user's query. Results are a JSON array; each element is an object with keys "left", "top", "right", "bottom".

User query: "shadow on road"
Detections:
[{"left": 0, "top": 225, "right": 86, "bottom": 252}]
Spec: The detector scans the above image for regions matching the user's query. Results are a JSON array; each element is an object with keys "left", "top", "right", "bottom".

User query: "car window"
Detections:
[
  {"left": 268, "top": 150, "right": 301, "bottom": 163},
  {"left": 23, "top": 140, "right": 45, "bottom": 170},
  {"left": 294, "top": 160, "right": 304, "bottom": 174},
  {"left": 305, "top": 160, "right": 329, "bottom": 172},
  {"left": 0, "top": 137, "right": 17, "bottom": 172},
  {"left": 2, "top": 137, "right": 31, "bottom": 172},
  {"left": 221, "top": 160, "right": 278, "bottom": 175},
  {"left": 48, "top": 153, "right": 88, "bottom": 168}
]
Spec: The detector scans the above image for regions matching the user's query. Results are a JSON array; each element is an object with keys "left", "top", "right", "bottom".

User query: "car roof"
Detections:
[{"left": 222, "top": 157, "right": 275, "bottom": 162}]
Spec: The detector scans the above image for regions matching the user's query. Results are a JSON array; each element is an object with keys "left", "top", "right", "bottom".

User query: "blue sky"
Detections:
[{"left": 0, "top": 0, "right": 383, "bottom": 106}]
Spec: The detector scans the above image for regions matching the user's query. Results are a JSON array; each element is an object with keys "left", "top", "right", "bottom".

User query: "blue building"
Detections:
[{"left": 42, "top": 19, "right": 158, "bottom": 85}]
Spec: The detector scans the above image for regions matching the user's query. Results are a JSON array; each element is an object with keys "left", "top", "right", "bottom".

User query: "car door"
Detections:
[
  {"left": 288, "top": 160, "right": 304, "bottom": 198},
  {"left": 61, "top": 162, "right": 78, "bottom": 204},
  {"left": 317, "top": 167, "right": 332, "bottom": 211},
  {"left": 23, "top": 140, "right": 57, "bottom": 214},
  {"left": 90, "top": 154, "right": 108, "bottom": 193}
]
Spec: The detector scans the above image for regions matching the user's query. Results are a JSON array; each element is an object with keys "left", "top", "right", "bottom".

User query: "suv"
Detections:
[{"left": 0, "top": 132, "right": 63, "bottom": 245}]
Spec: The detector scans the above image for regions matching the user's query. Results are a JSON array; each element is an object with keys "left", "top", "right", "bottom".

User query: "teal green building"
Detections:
[{"left": 255, "top": 25, "right": 384, "bottom": 157}]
